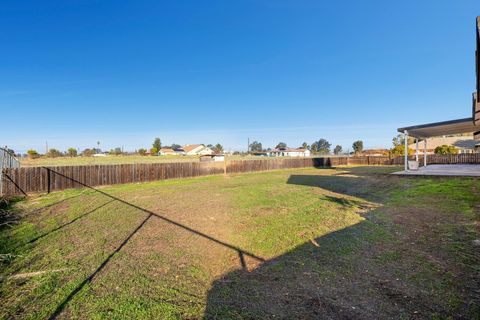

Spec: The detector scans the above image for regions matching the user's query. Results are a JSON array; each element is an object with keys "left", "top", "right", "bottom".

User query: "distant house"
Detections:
[
  {"left": 158, "top": 148, "right": 176, "bottom": 155},
  {"left": 182, "top": 144, "right": 214, "bottom": 156},
  {"left": 268, "top": 148, "right": 311, "bottom": 157},
  {"left": 200, "top": 154, "right": 225, "bottom": 162},
  {"left": 252, "top": 151, "right": 269, "bottom": 157},
  {"left": 408, "top": 136, "right": 480, "bottom": 154}
]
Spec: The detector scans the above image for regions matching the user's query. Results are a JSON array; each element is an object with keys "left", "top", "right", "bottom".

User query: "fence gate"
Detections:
[{"left": 0, "top": 148, "right": 20, "bottom": 196}]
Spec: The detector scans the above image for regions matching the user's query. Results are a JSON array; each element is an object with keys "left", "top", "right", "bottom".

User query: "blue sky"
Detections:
[{"left": 1, "top": 0, "right": 479, "bottom": 153}]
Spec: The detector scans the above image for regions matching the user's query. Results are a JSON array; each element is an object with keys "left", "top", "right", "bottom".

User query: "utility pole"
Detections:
[
  {"left": 247, "top": 138, "right": 250, "bottom": 154},
  {"left": 45, "top": 141, "right": 49, "bottom": 154}
]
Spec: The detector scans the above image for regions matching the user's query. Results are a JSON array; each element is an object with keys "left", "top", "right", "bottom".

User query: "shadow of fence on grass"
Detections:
[
  {"left": 42, "top": 168, "right": 265, "bottom": 319},
  {"left": 203, "top": 172, "right": 434, "bottom": 319},
  {"left": 26, "top": 199, "right": 116, "bottom": 246}
]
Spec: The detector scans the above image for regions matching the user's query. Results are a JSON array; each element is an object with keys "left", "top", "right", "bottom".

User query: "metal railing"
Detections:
[{"left": 0, "top": 148, "right": 20, "bottom": 195}]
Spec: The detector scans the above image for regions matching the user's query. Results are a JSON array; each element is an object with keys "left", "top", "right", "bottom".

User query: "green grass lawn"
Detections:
[{"left": 1, "top": 166, "right": 479, "bottom": 319}]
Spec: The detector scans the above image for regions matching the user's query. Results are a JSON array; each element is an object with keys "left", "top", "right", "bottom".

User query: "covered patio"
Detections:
[
  {"left": 393, "top": 16, "right": 480, "bottom": 177},
  {"left": 392, "top": 164, "right": 480, "bottom": 176}
]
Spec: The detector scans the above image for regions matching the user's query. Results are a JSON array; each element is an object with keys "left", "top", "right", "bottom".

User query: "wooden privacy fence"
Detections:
[
  {"left": 227, "top": 157, "right": 348, "bottom": 173},
  {"left": 1, "top": 158, "right": 348, "bottom": 196},
  {"left": 2, "top": 154, "right": 480, "bottom": 196},
  {"left": 1, "top": 162, "right": 225, "bottom": 196},
  {"left": 350, "top": 154, "right": 480, "bottom": 165}
]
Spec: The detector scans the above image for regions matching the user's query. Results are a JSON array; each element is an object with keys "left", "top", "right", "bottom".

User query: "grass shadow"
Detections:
[{"left": 204, "top": 171, "right": 479, "bottom": 319}]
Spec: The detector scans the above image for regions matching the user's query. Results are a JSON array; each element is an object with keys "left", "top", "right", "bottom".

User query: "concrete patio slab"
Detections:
[{"left": 392, "top": 164, "right": 480, "bottom": 177}]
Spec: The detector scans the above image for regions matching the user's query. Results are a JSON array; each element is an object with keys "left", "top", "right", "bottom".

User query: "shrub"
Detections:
[
  {"left": 67, "top": 148, "right": 77, "bottom": 157},
  {"left": 47, "top": 148, "right": 63, "bottom": 158},
  {"left": 150, "top": 147, "right": 158, "bottom": 155},
  {"left": 81, "top": 148, "right": 95, "bottom": 157},
  {"left": 138, "top": 148, "right": 147, "bottom": 156},
  {"left": 434, "top": 145, "right": 458, "bottom": 155},
  {"left": 27, "top": 149, "right": 40, "bottom": 159},
  {"left": 389, "top": 145, "right": 414, "bottom": 156}
]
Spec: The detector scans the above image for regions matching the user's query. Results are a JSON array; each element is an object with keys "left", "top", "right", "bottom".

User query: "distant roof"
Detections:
[
  {"left": 182, "top": 144, "right": 204, "bottom": 152},
  {"left": 398, "top": 118, "right": 477, "bottom": 138},
  {"left": 271, "top": 148, "right": 309, "bottom": 152}
]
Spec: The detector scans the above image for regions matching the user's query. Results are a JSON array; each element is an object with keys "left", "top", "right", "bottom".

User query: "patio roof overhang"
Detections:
[
  {"left": 397, "top": 117, "right": 478, "bottom": 139},
  {"left": 397, "top": 17, "right": 480, "bottom": 141}
]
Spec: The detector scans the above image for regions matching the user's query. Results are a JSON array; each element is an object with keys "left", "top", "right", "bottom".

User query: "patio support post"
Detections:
[
  {"left": 415, "top": 138, "right": 419, "bottom": 161},
  {"left": 424, "top": 139, "right": 427, "bottom": 167},
  {"left": 404, "top": 130, "right": 408, "bottom": 171}
]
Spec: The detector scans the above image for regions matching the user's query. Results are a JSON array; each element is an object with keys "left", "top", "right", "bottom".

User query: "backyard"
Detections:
[{"left": 0, "top": 166, "right": 479, "bottom": 319}]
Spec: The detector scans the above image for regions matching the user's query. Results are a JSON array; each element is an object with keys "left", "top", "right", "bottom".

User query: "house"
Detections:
[
  {"left": 182, "top": 144, "right": 214, "bottom": 156},
  {"left": 268, "top": 148, "right": 311, "bottom": 157},
  {"left": 158, "top": 148, "right": 177, "bottom": 155},
  {"left": 407, "top": 135, "right": 480, "bottom": 154},
  {"left": 199, "top": 154, "right": 225, "bottom": 162}
]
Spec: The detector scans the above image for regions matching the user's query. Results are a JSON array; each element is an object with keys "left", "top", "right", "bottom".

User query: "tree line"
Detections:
[
  {"left": 24, "top": 137, "right": 225, "bottom": 159},
  {"left": 248, "top": 139, "right": 365, "bottom": 155}
]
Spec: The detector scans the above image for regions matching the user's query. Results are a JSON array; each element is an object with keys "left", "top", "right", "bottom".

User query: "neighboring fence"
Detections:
[
  {"left": 227, "top": 157, "right": 348, "bottom": 173},
  {"left": 0, "top": 148, "right": 20, "bottom": 196},
  {"left": 2, "top": 154, "right": 480, "bottom": 196}
]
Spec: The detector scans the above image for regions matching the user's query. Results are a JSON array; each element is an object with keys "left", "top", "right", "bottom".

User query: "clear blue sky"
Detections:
[{"left": 1, "top": 0, "right": 479, "bottom": 153}]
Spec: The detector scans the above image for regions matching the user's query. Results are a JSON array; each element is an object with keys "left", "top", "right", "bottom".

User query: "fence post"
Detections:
[{"left": 47, "top": 168, "right": 51, "bottom": 193}]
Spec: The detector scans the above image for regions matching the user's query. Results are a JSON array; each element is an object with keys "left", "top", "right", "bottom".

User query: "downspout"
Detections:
[
  {"left": 404, "top": 130, "right": 408, "bottom": 171},
  {"left": 415, "top": 138, "right": 419, "bottom": 161},
  {"left": 424, "top": 139, "right": 427, "bottom": 167}
]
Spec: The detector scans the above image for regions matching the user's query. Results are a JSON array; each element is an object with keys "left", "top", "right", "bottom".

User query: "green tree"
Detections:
[
  {"left": 311, "top": 139, "right": 331, "bottom": 154},
  {"left": 249, "top": 141, "right": 263, "bottom": 152},
  {"left": 333, "top": 145, "right": 342, "bottom": 155},
  {"left": 150, "top": 147, "right": 158, "bottom": 155},
  {"left": 276, "top": 142, "right": 287, "bottom": 149},
  {"left": 82, "top": 148, "right": 95, "bottom": 157},
  {"left": 110, "top": 147, "right": 122, "bottom": 155},
  {"left": 434, "top": 145, "right": 458, "bottom": 155},
  {"left": 138, "top": 148, "right": 147, "bottom": 156},
  {"left": 47, "top": 148, "right": 63, "bottom": 158},
  {"left": 392, "top": 134, "right": 415, "bottom": 147},
  {"left": 153, "top": 138, "right": 161, "bottom": 151},
  {"left": 27, "top": 149, "right": 40, "bottom": 159},
  {"left": 352, "top": 140, "right": 364, "bottom": 154},
  {"left": 213, "top": 143, "right": 224, "bottom": 153},
  {"left": 67, "top": 148, "right": 77, "bottom": 157},
  {"left": 301, "top": 142, "right": 309, "bottom": 150},
  {"left": 171, "top": 144, "right": 181, "bottom": 150}
]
